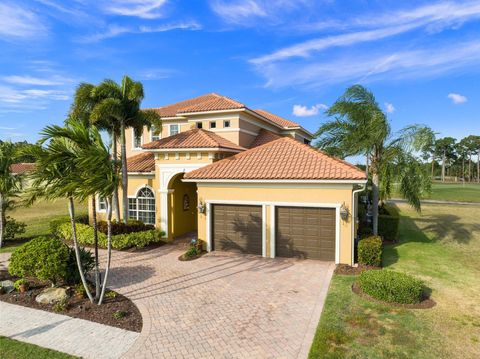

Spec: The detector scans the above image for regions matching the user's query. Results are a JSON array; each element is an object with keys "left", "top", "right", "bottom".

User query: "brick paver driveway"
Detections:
[{"left": 107, "top": 240, "right": 334, "bottom": 359}]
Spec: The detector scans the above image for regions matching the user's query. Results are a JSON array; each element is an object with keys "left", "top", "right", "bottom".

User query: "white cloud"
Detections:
[
  {"left": 0, "top": 2, "right": 47, "bottom": 39},
  {"left": 2, "top": 75, "right": 74, "bottom": 86},
  {"left": 80, "top": 21, "right": 201, "bottom": 42},
  {"left": 447, "top": 93, "right": 468, "bottom": 104},
  {"left": 102, "top": 0, "right": 169, "bottom": 19},
  {"left": 255, "top": 40, "right": 480, "bottom": 88},
  {"left": 0, "top": 86, "right": 69, "bottom": 104},
  {"left": 385, "top": 102, "right": 395, "bottom": 113},
  {"left": 251, "top": 1, "right": 480, "bottom": 65},
  {"left": 292, "top": 103, "right": 327, "bottom": 117},
  {"left": 210, "top": 0, "right": 267, "bottom": 24}
]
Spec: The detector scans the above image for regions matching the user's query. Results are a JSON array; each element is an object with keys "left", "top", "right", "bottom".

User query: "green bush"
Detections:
[
  {"left": 58, "top": 222, "right": 165, "bottom": 250},
  {"left": 97, "top": 220, "right": 154, "bottom": 235},
  {"left": 4, "top": 217, "right": 26, "bottom": 240},
  {"left": 358, "top": 236, "right": 382, "bottom": 267},
  {"left": 9, "top": 236, "right": 70, "bottom": 285},
  {"left": 66, "top": 247, "right": 95, "bottom": 285},
  {"left": 14, "top": 279, "right": 28, "bottom": 290},
  {"left": 378, "top": 215, "right": 399, "bottom": 241},
  {"left": 50, "top": 215, "right": 89, "bottom": 237},
  {"left": 358, "top": 270, "right": 424, "bottom": 304}
]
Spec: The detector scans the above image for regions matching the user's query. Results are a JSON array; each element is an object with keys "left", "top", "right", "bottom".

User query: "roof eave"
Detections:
[{"left": 182, "top": 178, "right": 368, "bottom": 184}]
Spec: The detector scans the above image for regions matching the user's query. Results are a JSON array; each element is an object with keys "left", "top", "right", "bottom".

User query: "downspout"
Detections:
[{"left": 351, "top": 183, "right": 367, "bottom": 266}]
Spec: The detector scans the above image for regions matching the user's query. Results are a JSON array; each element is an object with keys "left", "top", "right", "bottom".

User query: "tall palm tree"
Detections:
[
  {"left": 89, "top": 76, "right": 161, "bottom": 223},
  {"left": 315, "top": 85, "right": 433, "bottom": 235},
  {"left": 0, "top": 141, "right": 23, "bottom": 248}
]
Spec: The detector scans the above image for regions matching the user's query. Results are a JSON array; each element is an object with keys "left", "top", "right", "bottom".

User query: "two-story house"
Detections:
[{"left": 92, "top": 93, "right": 366, "bottom": 265}]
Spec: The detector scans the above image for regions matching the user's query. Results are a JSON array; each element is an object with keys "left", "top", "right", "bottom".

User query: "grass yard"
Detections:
[
  {"left": 1, "top": 199, "right": 87, "bottom": 253},
  {"left": 309, "top": 203, "right": 480, "bottom": 359},
  {"left": 0, "top": 337, "right": 77, "bottom": 359},
  {"left": 394, "top": 182, "right": 480, "bottom": 203}
]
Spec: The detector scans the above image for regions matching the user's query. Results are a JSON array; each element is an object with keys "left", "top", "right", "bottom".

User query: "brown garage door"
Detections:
[
  {"left": 212, "top": 204, "right": 262, "bottom": 255},
  {"left": 275, "top": 207, "right": 335, "bottom": 260}
]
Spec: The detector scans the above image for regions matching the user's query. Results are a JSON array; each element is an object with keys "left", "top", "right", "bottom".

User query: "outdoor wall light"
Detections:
[
  {"left": 197, "top": 201, "right": 206, "bottom": 214},
  {"left": 340, "top": 203, "right": 349, "bottom": 220}
]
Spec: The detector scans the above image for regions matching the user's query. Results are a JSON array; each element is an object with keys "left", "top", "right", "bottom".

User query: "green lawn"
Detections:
[
  {"left": 394, "top": 182, "right": 480, "bottom": 203},
  {"left": 0, "top": 337, "right": 77, "bottom": 359},
  {"left": 1, "top": 199, "right": 87, "bottom": 252},
  {"left": 309, "top": 203, "right": 480, "bottom": 359}
]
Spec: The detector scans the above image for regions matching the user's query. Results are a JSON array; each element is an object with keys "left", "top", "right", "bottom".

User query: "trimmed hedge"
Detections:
[
  {"left": 50, "top": 215, "right": 89, "bottom": 237},
  {"left": 9, "top": 236, "right": 70, "bottom": 285},
  {"left": 97, "top": 220, "right": 154, "bottom": 235},
  {"left": 358, "top": 270, "right": 424, "bottom": 304},
  {"left": 358, "top": 236, "right": 382, "bottom": 267},
  {"left": 57, "top": 222, "right": 165, "bottom": 250},
  {"left": 378, "top": 215, "right": 399, "bottom": 241}
]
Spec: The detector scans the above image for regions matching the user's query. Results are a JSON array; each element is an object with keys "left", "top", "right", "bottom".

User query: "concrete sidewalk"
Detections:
[{"left": 0, "top": 301, "right": 139, "bottom": 359}]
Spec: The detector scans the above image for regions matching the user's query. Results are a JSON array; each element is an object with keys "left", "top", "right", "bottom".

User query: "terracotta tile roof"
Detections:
[
  {"left": 127, "top": 152, "right": 155, "bottom": 173},
  {"left": 184, "top": 137, "right": 366, "bottom": 181},
  {"left": 249, "top": 129, "right": 282, "bottom": 148},
  {"left": 148, "top": 93, "right": 245, "bottom": 117},
  {"left": 10, "top": 163, "right": 35, "bottom": 174},
  {"left": 142, "top": 128, "right": 245, "bottom": 151},
  {"left": 253, "top": 109, "right": 299, "bottom": 128}
]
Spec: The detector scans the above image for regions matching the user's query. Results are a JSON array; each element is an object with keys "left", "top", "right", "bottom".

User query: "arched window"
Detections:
[{"left": 128, "top": 187, "right": 155, "bottom": 225}]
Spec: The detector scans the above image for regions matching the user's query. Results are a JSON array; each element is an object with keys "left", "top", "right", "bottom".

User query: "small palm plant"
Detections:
[
  {"left": 0, "top": 141, "right": 24, "bottom": 248},
  {"left": 26, "top": 120, "right": 119, "bottom": 304}
]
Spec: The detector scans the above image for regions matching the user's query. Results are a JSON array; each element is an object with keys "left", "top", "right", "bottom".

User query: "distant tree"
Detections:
[
  {"left": 434, "top": 137, "right": 456, "bottom": 182},
  {"left": 460, "top": 135, "right": 479, "bottom": 182},
  {"left": 315, "top": 85, "right": 433, "bottom": 235}
]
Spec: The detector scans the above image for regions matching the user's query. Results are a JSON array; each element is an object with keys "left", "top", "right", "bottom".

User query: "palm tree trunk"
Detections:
[
  {"left": 98, "top": 197, "right": 113, "bottom": 305},
  {"left": 431, "top": 158, "right": 434, "bottom": 179},
  {"left": 441, "top": 150, "right": 446, "bottom": 182},
  {"left": 112, "top": 133, "right": 120, "bottom": 222},
  {"left": 365, "top": 153, "right": 369, "bottom": 177},
  {"left": 468, "top": 155, "right": 472, "bottom": 182},
  {"left": 91, "top": 196, "right": 100, "bottom": 300},
  {"left": 372, "top": 171, "right": 379, "bottom": 236},
  {"left": 68, "top": 196, "right": 94, "bottom": 303},
  {"left": 120, "top": 122, "right": 128, "bottom": 224},
  {"left": 0, "top": 193, "right": 4, "bottom": 249},
  {"left": 462, "top": 157, "right": 465, "bottom": 182},
  {"left": 477, "top": 149, "right": 479, "bottom": 183}
]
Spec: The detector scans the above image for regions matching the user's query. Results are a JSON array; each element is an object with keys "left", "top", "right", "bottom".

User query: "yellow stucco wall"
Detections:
[{"left": 196, "top": 183, "right": 355, "bottom": 264}]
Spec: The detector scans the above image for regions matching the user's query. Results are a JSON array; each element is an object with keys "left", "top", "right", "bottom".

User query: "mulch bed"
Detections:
[
  {"left": 351, "top": 281, "right": 436, "bottom": 309},
  {"left": 0, "top": 270, "right": 142, "bottom": 332},
  {"left": 335, "top": 264, "right": 381, "bottom": 275}
]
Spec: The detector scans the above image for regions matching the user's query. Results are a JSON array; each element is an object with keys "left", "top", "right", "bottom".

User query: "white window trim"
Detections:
[
  {"left": 127, "top": 186, "right": 156, "bottom": 225},
  {"left": 96, "top": 195, "right": 107, "bottom": 213},
  {"left": 209, "top": 121, "right": 216, "bottom": 129},
  {"left": 132, "top": 129, "right": 143, "bottom": 150},
  {"left": 169, "top": 124, "right": 179, "bottom": 136},
  {"left": 223, "top": 120, "right": 231, "bottom": 128},
  {"left": 205, "top": 200, "right": 341, "bottom": 263}
]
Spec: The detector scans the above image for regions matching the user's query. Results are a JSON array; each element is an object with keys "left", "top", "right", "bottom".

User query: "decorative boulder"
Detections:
[
  {"left": 0, "top": 280, "right": 15, "bottom": 294},
  {"left": 35, "top": 287, "right": 68, "bottom": 305}
]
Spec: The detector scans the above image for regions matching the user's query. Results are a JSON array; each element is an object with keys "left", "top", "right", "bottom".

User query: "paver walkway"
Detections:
[{"left": 0, "top": 301, "right": 139, "bottom": 359}]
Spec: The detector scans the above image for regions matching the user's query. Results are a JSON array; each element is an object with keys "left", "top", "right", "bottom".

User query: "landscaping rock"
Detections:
[
  {"left": 35, "top": 287, "right": 68, "bottom": 305},
  {"left": 0, "top": 280, "right": 15, "bottom": 294}
]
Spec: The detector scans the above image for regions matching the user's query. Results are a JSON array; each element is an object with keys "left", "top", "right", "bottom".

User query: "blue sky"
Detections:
[{"left": 1, "top": 0, "right": 479, "bottom": 148}]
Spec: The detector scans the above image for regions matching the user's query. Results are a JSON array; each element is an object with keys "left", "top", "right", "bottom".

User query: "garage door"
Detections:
[
  {"left": 212, "top": 204, "right": 262, "bottom": 255},
  {"left": 275, "top": 207, "right": 335, "bottom": 260}
]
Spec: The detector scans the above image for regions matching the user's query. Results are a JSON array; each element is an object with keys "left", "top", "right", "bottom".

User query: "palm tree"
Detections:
[
  {"left": 434, "top": 137, "right": 456, "bottom": 182},
  {"left": 0, "top": 141, "right": 23, "bottom": 248},
  {"left": 315, "top": 85, "right": 433, "bottom": 235},
  {"left": 89, "top": 76, "right": 161, "bottom": 223}
]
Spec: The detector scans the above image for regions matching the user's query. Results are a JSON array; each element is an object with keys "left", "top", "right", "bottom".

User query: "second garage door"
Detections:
[
  {"left": 275, "top": 206, "right": 336, "bottom": 261},
  {"left": 212, "top": 204, "right": 262, "bottom": 255}
]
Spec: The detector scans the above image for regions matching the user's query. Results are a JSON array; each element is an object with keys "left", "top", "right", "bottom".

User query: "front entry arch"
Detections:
[{"left": 166, "top": 173, "right": 197, "bottom": 239}]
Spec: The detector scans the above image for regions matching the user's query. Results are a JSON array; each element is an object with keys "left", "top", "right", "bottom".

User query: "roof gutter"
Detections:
[
  {"left": 182, "top": 179, "right": 368, "bottom": 184},
  {"left": 351, "top": 183, "right": 367, "bottom": 266}
]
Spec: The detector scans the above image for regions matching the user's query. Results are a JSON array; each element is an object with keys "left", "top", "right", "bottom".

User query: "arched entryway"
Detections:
[{"left": 167, "top": 173, "right": 198, "bottom": 239}]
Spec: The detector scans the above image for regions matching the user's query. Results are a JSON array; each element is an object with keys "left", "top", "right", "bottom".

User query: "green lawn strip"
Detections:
[
  {"left": 0, "top": 241, "right": 25, "bottom": 253},
  {"left": 0, "top": 337, "right": 78, "bottom": 359},
  {"left": 9, "top": 199, "right": 87, "bottom": 239},
  {"left": 393, "top": 183, "right": 480, "bottom": 203}
]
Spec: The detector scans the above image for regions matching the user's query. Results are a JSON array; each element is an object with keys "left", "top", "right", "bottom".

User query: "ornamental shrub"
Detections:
[
  {"left": 50, "top": 215, "right": 89, "bottom": 237},
  {"left": 4, "top": 217, "right": 27, "bottom": 240},
  {"left": 97, "top": 220, "right": 154, "bottom": 235},
  {"left": 358, "top": 270, "right": 424, "bottom": 304},
  {"left": 9, "top": 236, "right": 69, "bottom": 285},
  {"left": 358, "top": 236, "right": 382, "bottom": 267},
  {"left": 65, "top": 247, "right": 95, "bottom": 285},
  {"left": 378, "top": 215, "right": 399, "bottom": 241}
]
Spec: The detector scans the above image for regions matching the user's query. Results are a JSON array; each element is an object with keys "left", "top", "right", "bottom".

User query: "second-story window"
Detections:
[
  {"left": 133, "top": 128, "right": 142, "bottom": 148},
  {"left": 151, "top": 125, "right": 161, "bottom": 141},
  {"left": 98, "top": 196, "right": 107, "bottom": 211},
  {"left": 224, "top": 120, "right": 230, "bottom": 128},
  {"left": 196, "top": 122, "right": 203, "bottom": 129},
  {"left": 209, "top": 121, "right": 216, "bottom": 129},
  {"left": 170, "top": 124, "right": 179, "bottom": 136}
]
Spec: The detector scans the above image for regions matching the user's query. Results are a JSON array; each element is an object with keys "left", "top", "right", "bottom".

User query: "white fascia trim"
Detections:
[
  {"left": 161, "top": 116, "right": 187, "bottom": 120},
  {"left": 144, "top": 147, "right": 243, "bottom": 153},
  {"left": 178, "top": 108, "right": 245, "bottom": 116},
  {"left": 206, "top": 200, "right": 341, "bottom": 208},
  {"left": 127, "top": 172, "right": 155, "bottom": 176},
  {"left": 184, "top": 179, "right": 368, "bottom": 184}
]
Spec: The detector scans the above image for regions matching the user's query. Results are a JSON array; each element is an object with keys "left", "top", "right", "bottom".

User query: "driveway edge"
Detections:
[{"left": 297, "top": 262, "right": 335, "bottom": 359}]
